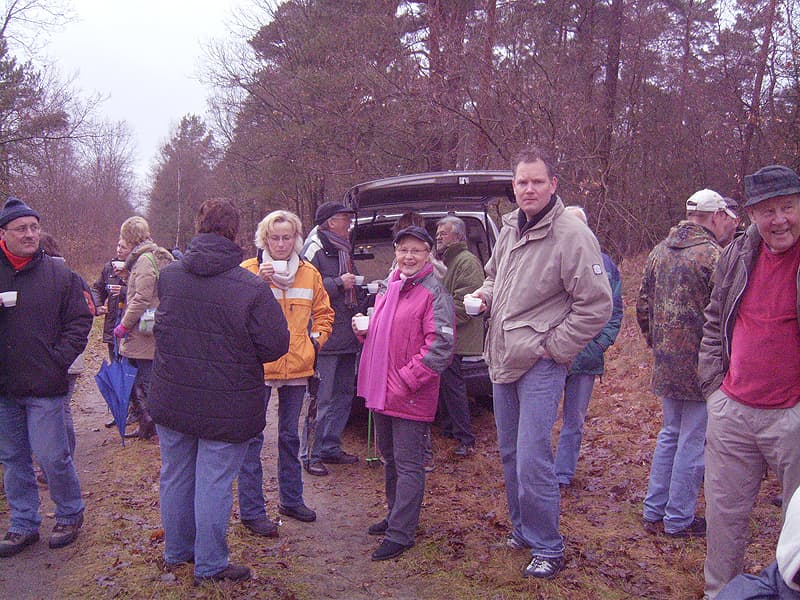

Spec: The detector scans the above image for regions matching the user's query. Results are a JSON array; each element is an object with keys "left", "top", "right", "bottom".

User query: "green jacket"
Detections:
[
  {"left": 441, "top": 241, "right": 485, "bottom": 356},
  {"left": 637, "top": 220, "right": 721, "bottom": 402}
]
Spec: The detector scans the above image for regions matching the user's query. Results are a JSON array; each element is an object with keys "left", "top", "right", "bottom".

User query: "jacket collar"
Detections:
[{"left": 441, "top": 241, "right": 468, "bottom": 264}]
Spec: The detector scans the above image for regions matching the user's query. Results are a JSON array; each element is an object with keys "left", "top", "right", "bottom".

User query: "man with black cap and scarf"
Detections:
[
  {"left": 301, "top": 201, "right": 363, "bottom": 476},
  {"left": 699, "top": 165, "right": 800, "bottom": 599},
  {"left": 0, "top": 196, "right": 92, "bottom": 557}
]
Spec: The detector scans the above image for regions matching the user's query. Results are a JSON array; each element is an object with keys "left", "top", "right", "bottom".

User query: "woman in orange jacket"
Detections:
[{"left": 237, "top": 210, "right": 334, "bottom": 533}]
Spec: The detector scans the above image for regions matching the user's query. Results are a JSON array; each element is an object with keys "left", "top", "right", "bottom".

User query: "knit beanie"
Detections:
[
  {"left": 777, "top": 487, "right": 800, "bottom": 591},
  {"left": 0, "top": 196, "right": 40, "bottom": 228}
]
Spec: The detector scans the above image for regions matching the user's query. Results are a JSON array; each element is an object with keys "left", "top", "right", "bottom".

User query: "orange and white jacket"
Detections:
[{"left": 241, "top": 257, "right": 334, "bottom": 380}]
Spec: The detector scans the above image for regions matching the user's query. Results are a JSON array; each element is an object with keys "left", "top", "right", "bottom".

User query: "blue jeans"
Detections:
[
  {"left": 554, "top": 373, "right": 596, "bottom": 485},
  {"left": 309, "top": 353, "right": 356, "bottom": 461},
  {"left": 239, "top": 384, "right": 306, "bottom": 516},
  {"left": 493, "top": 359, "right": 566, "bottom": 558},
  {"left": 0, "top": 394, "right": 84, "bottom": 533},
  {"left": 373, "top": 412, "right": 427, "bottom": 547},
  {"left": 643, "top": 397, "right": 707, "bottom": 532},
  {"left": 157, "top": 424, "right": 248, "bottom": 578}
]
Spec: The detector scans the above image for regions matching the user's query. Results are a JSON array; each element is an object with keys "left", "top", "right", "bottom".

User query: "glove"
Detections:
[{"left": 113, "top": 324, "right": 130, "bottom": 339}]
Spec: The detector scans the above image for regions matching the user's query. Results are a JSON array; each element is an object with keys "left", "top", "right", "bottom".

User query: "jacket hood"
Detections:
[
  {"left": 665, "top": 220, "right": 718, "bottom": 250},
  {"left": 182, "top": 233, "right": 245, "bottom": 277}
]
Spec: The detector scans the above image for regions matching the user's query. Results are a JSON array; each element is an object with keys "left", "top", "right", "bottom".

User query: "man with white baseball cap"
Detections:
[{"left": 685, "top": 189, "right": 740, "bottom": 246}]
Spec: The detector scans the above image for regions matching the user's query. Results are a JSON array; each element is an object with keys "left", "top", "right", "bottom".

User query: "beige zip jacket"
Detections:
[{"left": 475, "top": 200, "right": 612, "bottom": 384}]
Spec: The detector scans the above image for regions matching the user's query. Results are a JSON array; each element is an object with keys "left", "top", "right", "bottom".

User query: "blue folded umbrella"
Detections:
[{"left": 95, "top": 344, "right": 137, "bottom": 445}]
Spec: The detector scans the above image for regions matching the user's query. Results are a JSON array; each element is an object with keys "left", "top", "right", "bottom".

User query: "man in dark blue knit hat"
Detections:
[{"left": 0, "top": 196, "right": 92, "bottom": 557}]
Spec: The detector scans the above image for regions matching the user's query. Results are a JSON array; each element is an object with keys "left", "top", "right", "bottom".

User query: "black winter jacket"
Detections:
[
  {"left": 148, "top": 233, "right": 290, "bottom": 443},
  {"left": 0, "top": 247, "right": 93, "bottom": 396},
  {"left": 90, "top": 260, "right": 127, "bottom": 344},
  {"left": 301, "top": 229, "right": 362, "bottom": 354}
]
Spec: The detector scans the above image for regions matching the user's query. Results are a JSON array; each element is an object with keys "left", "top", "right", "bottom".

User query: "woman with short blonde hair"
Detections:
[
  {"left": 119, "top": 216, "right": 150, "bottom": 248},
  {"left": 254, "top": 210, "right": 304, "bottom": 255}
]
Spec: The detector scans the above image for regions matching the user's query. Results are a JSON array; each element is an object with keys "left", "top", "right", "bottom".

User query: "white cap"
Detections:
[
  {"left": 686, "top": 189, "right": 737, "bottom": 219},
  {"left": 778, "top": 488, "right": 800, "bottom": 591}
]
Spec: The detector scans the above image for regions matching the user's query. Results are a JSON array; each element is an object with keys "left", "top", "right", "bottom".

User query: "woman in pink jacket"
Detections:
[{"left": 353, "top": 226, "right": 454, "bottom": 561}]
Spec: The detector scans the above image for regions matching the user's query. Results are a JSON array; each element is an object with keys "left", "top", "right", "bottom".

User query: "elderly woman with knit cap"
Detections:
[
  {"left": 354, "top": 225, "right": 454, "bottom": 561},
  {"left": 237, "top": 210, "right": 334, "bottom": 532},
  {"left": 113, "top": 216, "right": 173, "bottom": 440}
]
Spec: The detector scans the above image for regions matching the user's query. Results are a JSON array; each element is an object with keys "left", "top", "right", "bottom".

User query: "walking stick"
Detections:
[{"left": 366, "top": 409, "right": 380, "bottom": 465}]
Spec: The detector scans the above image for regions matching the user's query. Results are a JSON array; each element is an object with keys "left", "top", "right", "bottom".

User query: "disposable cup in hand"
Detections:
[
  {"left": 111, "top": 261, "right": 125, "bottom": 270},
  {"left": 354, "top": 275, "right": 365, "bottom": 286},
  {"left": 0, "top": 291, "right": 18, "bottom": 307},
  {"left": 367, "top": 281, "right": 379, "bottom": 294},
  {"left": 354, "top": 315, "right": 369, "bottom": 331},
  {"left": 271, "top": 260, "right": 288, "bottom": 274},
  {"left": 464, "top": 294, "right": 482, "bottom": 316}
]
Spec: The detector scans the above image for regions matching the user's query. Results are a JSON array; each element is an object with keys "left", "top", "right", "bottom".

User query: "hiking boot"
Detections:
[
  {"left": 524, "top": 555, "right": 564, "bottom": 579},
  {"left": 642, "top": 518, "right": 663, "bottom": 535},
  {"left": 454, "top": 443, "right": 474, "bottom": 457},
  {"left": 242, "top": 517, "right": 278, "bottom": 537},
  {"left": 164, "top": 556, "right": 194, "bottom": 571},
  {"left": 320, "top": 451, "right": 359, "bottom": 465},
  {"left": 124, "top": 419, "right": 155, "bottom": 440},
  {"left": 371, "top": 539, "right": 411, "bottom": 561},
  {"left": 0, "top": 531, "right": 39, "bottom": 557},
  {"left": 49, "top": 513, "right": 83, "bottom": 549},
  {"left": 304, "top": 460, "right": 329, "bottom": 477},
  {"left": 665, "top": 516, "right": 706, "bottom": 538},
  {"left": 278, "top": 503, "right": 316, "bottom": 523},
  {"left": 367, "top": 519, "right": 389, "bottom": 536},
  {"left": 193, "top": 563, "right": 251, "bottom": 585}
]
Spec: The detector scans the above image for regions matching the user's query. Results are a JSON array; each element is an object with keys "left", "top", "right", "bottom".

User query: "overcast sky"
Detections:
[{"left": 44, "top": 0, "right": 251, "bottom": 190}]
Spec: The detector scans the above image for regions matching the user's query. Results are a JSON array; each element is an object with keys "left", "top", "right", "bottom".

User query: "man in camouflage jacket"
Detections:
[{"left": 636, "top": 189, "right": 738, "bottom": 538}]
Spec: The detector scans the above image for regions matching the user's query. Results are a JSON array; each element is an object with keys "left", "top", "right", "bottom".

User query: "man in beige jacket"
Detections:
[{"left": 472, "top": 146, "right": 612, "bottom": 579}]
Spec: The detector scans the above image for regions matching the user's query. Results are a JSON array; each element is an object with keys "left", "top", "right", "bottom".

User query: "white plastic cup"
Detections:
[
  {"left": 464, "top": 294, "right": 483, "bottom": 316},
  {"left": 271, "top": 260, "right": 289, "bottom": 274},
  {"left": 366, "top": 307, "right": 374, "bottom": 317},
  {"left": 354, "top": 315, "right": 370, "bottom": 331},
  {"left": 354, "top": 275, "right": 365, "bottom": 286},
  {"left": 0, "top": 291, "right": 18, "bottom": 307},
  {"left": 367, "top": 281, "right": 379, "bottom": 294},
  {"left": 111, "top": 260, "right": 125, "bottom": 270}
]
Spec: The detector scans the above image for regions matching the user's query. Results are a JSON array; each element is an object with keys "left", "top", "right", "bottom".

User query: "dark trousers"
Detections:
[{"left": 437, "top": 355, "right": 475, "bottom": 446}]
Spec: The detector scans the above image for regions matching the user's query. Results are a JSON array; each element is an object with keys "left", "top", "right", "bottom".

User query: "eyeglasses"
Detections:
[
  {"left": 395, "top": 248, "right": 428, "bottom": 257},
  {"left": 267, "top": 235, "right": 295, "bottom": 243},
  {"left": 4, "top": 223, "right": 40, "bottom": 234}
]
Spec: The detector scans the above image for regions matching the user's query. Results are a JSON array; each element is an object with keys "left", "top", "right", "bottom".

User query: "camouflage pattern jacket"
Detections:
[{"left": 637, "top": 220, "right": 721, "bottom": 402}]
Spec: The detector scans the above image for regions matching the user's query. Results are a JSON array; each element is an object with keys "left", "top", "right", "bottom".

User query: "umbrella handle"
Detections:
[{"left": 366, "top": 410, "right": 380, "bottom": 463}]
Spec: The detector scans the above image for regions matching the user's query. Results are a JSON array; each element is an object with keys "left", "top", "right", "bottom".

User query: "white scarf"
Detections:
[{"left": 260, "top": 250, "right": 300, "bottom": 290}]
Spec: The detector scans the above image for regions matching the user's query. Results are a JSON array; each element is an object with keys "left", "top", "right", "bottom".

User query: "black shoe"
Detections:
[
  {"left": 242, "top": 517, "right": 278, "bottom": 537},
  {"left": 304, "top": 460, "right": 329, "bottom": 476},
  {"left": 453, "top": 443, "right": 474, "bottom": 457},
  {"left": 321, "top": 451, "right": 359, "bottom": 465},
  {"left": 665, "top": 516, "right": 706, "bottom": 538},
  {"left": 104, "top": 418, "right": 116, "bottom": 428},
  {"left": 524, "top": 555, "right": 564, "bottom": 579},
  {"left": 0, "top": 531, "right": 39, "bottom": 557},
  {"left": 371, "top": 539, "right": 411, "bottom": 561},
  {"left": 193, "top": 563, "right": 251, "bottom": 585},
  {"left": 367, "top": 519, "right": 389, "bottom": 536},
  {"left": 49, "top": 513, "right": 83, "bottom": 549},
  {"left": 278, "top": 503, "right": 316, "bottom": 523}
]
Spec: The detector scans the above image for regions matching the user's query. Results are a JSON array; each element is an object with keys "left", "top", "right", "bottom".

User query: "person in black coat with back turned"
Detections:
[{"left": 148, "top": 199, "right": 289, "bottom": 586}]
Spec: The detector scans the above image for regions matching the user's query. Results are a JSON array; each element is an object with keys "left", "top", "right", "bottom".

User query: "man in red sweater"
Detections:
[{"left": 699, "top": 165, "right": 800, "bottom": 599}]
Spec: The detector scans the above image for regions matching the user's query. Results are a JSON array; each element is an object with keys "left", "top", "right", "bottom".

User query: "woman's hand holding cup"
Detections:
[{"left": 352, "top": 313, "right": 369, "bottom": 335}]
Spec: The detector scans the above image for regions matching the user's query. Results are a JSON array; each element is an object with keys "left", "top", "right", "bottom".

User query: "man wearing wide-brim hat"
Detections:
[
  {"left": 0, "top": 196, "right": 92, "bottom": 557},
  {"left": 699, "top": 165, "right": 800, "bottom": 598}
]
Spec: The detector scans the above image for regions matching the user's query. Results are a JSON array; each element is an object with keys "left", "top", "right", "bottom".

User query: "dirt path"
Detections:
[{"left": 0, "top": 372, "right": 119, "bottom": 599}]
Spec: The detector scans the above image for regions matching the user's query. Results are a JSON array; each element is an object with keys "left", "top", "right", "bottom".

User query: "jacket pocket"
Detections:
[{"left": 502, "top": 319, "right": 550, "bottom": 370}]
